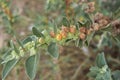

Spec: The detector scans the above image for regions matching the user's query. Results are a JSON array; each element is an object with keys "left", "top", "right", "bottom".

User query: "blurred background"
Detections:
[{"left": 0, "top": 0, "right": 120, "bottom": 80}]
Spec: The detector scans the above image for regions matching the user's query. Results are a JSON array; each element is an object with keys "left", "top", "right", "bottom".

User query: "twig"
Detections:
[{"left": 71, "top": 58, "right": 89, "bottom": 80}]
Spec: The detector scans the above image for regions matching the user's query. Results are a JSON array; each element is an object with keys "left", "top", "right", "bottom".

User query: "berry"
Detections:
[
  {"left": 79, "top": 33, "right": 86, "bottom": 40},
  {"left": 92, "top": 23, "right": 100, "bottom": 31},
  {"left": 69, "top": 25, "right": 76, "bottom": 34},
  {"left": 60, "top": 31, "right": 67, "bottom": 38},
  {"left": 61, "top": 25, "right": 69, "bottom": 33},
  {"left": 56, "top": 34, "right": 63, "bottom": 41},
  {"left": 79, "top": 27, "right": 87, "bottom": 33},
  {"left": 50, "top": 31, "right": 56, "bottom": 38}
]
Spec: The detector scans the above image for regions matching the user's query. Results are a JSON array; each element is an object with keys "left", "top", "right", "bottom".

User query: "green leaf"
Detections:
[
  {"left": 84, "top": 13, "right": 93, "bottom": 25},
  {"left": 22, "top": 36, "right": 33, "bottom": 44},
  {"left": 2, "top": 59, "right": 19, "bottom": 80},
  {"left": 75, "top": 39, "right": 83, "bottom": 47},
  {"left": 95, "top": 52, "right": 107, "bottom": 68},
  {"left": 112, "top": 70, "right": 120, "bottom": 80},
  {"left": 112, "top": 35, "right": 120, "bottom": 46},
  {"left": 53, "top": 23, "right": 57, "bottom": 34},
  {"left": 16, "top": 38, "right": 25, "bottom": 50},
  {"left": 47, "top": 42, "right": 59, "bottom": 58},
  {"left": 87, "top": 66, "right": 99, "bottom": 78},
  {"left": 25, "top": 55, "right": 38, "bottom": 80},
  {"left": 10, "top": 40, "right": 19, "bottom": 54},
  {"left": 62, "top": 17, "right": 70, "bottom": 27},
  {"left": 32, "top": 27, "right": 44, "bottom": 37}
]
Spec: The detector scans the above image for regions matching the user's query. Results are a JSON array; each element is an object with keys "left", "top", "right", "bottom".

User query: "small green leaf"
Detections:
[
  {"left": 25, "top": 55, "right": 38, "bottom": 80},
  {"left": 95, "top": 52, "right": 107, "bottom": 68},
  {"left": 84, "top": 13, "right": 93, "bottom": 25},
  {"left": 53, "top": 24, "right": 57, "bottom": 34},
  {"left": 47, "top": 42, "right": 59, "bottom": 58},
  {"left": 112, "top": 70, "right": 120, "bottom": 80},
  {"left": 75, "top": 39, "right": 83, "bottom": 47},
  {"left": 22, "top": 36, "right": 33, "bottom": 45},
  {"left": 32, "top": 27, "right": 44, "bottom": 37},
  {"left": 112, "top": 35, "right": 120, "bottom": 46},
  {"left": 2, "top": 59, "right": 19, "bottom": 80},
  {"left": 62, "top": 17, "right": 70, "bottom": 27},
  {"left": 10, "top": 40, "right": 19, "bottom": 54},
  {"left": 87, "top": 66, "right": 99, "bottom": 78},
  {"left": 16, "top": 38, "right": 25, "bottom": 50}
]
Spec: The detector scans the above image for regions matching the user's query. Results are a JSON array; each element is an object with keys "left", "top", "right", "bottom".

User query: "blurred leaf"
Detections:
[
  {"left": 112, "top": 35, "right": 120, "bottom": 46},
  {"left": 85, "top": 32, "right": 95, "bottom": 46},
  {"left": 47, "top": 42, "right": 59, "bottom": 58},
  {"left": 53, "top": 23, "right": 57, "bottom": 34},
  {"left": 16, "top": 38, "right": 25, "bottom": 50},
  {"left": 2, "top": 59, "right": 19, "bottom": 80},
  {"left": 32, "top": 27, "right": 44, "bottom": 37},
  {"left": 112, "top": 70, "right": 120, "bottom": 80},
  {"left": 10, "top": 40, "right": 19, "bottom": 54},
  {"left": 87, "top": 66, "right": 99, "bottom": 78},
  {"left": 25, "top": 55, "right": 38, "bottom": 80},
  {"left": 62, "top": 17, "right": 70, "bottom": 27},
  {"left": 95, "top": 52, "right": 107, "bottom": 68},
  {"left": 75, "top": 39, "right": 83, "bottom": 47},
  {"left": 100, "top": 24, "right": 112, "bottom": 32},
  {"left": 2, "top": 49, "right": 12, "bottom": 59},
  {"left": 84, "top": 13, "right": 93, "bottom": 25},
  {"left": 22, "top": 36, "right": 33, "bottom": 45}
]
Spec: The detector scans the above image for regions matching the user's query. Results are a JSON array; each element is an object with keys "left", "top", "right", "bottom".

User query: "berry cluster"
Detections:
[
  {"left": 49, "top": 25, "right": 95, "bottom": 41},
  {"left": 93, "top": 12, "right": 110, "bottom": 30},
  {"left": 50, "top": 25, "right": 76, "bottom": 41}
]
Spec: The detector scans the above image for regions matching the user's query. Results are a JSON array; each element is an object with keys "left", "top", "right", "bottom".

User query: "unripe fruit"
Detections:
[
  {"left": 79, "top": 33, "right": 86, "bottom": 40},
  {"left": 79, "top": 27, "right": 87, "bottom": 33},
  {"left": 69, "top": 25, "right": 76, "bottom": 34},
  {"left": 50, "top": 31, "right": 56, "bottom": 38},
  {"left": 56, "top": 34, "right": 63, "bottom": 41},
  {"left": 38, "top": 38, "right": 44, "bottom": 44}
]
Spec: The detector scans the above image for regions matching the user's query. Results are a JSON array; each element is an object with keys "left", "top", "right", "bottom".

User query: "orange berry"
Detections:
[
  {"left": 56, "top": 34, "right": 63, "bottom": 41},
  {"left": 79, "top": 27, "right": 87, "bottom": 33},
  {"left": 61, "top": 25, "right": 69, "bottom": 33},
  {"left": 50, "top": 31, "right": 56, "bottom": 38},
  {"left": 69, "top": 25, "right": 76, "bottom": 34},
  {"left": 79, "top": 33, "right": 86, "bottom": 40},
  {"left": 60, "top": 31, "right": 67, "bottom": 38},
  {"left": 87, "top": 28, "right": 93, "bottom": 35},
  {"left": 92, "top": 23, "right": 100, "bottom": 31}
]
